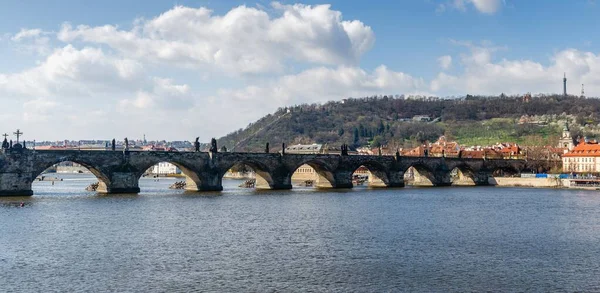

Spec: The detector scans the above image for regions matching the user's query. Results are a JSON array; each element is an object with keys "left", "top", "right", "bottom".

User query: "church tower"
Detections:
[
  {"left": 563, "top": 73, "right": 567, "bottom": 97},
  {"left": 558, "top": 122, "right": 574, "bottom": 151}
]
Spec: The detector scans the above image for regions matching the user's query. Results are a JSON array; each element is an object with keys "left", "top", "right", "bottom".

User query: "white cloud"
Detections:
[
  {"left": 118, "top": 77, "right": 193, "bottom": 112},
  {"left": 0, "top": 45, "right": 143, "bottom": 98},
  {"left": 469, "top": 0, "right": 502, "bottom": 14},
  {"left": 439, "top": 0, "right": 502, "bottom": 14},
  {"left": 12, "top": 28, "right": 44, "bottom": 41},
  {"left": 430, "top": 44, "right": 600, "bottom": 96},
  {"left": 4, "top": 3, "right": 600, "bottom": 142},
  {"left": 57, "top": 3, "right": 374, "bottom": 75},
  {"left": 438, "top": 55, "right": 453, "bottom": 70},
  {"left": 11, "top": 28, "right": 51, "bottom": 55},
  {"left": 226, "top": 65, "right": 422, "bottom": 103},
  {"left": 206, "top": 65, "right": 424, "bottom": 131},
  {"left": 22, "top": 98, "right": 58, "bottom": 123}
]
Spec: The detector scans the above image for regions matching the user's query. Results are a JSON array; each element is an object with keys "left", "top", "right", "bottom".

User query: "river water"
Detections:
[{"left": 2, "top": 174, "right": 600, "bottom": 292}]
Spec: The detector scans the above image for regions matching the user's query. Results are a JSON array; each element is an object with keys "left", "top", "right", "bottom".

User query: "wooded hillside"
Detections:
[{"left": 217, "top": 94, "right": 600, "bottom": 152}]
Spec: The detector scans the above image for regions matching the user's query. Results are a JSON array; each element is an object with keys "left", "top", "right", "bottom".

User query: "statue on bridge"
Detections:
[
  {"left": 282, "top": 143, "right": 286, "bottom": 155},
  {"left": 1, "top": 133, "right": 8, "bottom": 150},
  {"left": 265, "top": 142, "right": 269, "bottom": 153},
  {"left": 124, "top": 137, "right": 129, "bottom": 151},
  {"left": 209, "top": 138, "right": 217, "bottom": 153},
  {"left": 111, "top": 139, "right": 116, "bottom": 151},
  {"left": 194, "top": 137, "right": 200, "bottom": 152},
  {"left": 341, "top": 144, "right": 348, "bottom": 156},
  {"left": 395, "top": 149, "right": 401, "bottom": 159}
]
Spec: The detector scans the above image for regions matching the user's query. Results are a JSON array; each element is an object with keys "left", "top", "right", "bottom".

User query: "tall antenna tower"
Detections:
[
  {"left": 563, "top": 72, "right": 567, "bottom": 97},
  {"left": 581, "top": 84, "right": 585, "bottom": 98}
]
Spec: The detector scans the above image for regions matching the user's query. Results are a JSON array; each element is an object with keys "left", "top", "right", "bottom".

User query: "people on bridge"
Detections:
[
  {"left": 111, "top": 139, "right": 116, "bottom": 151},
  {"left": 194, "top": 137, "right": 200, "bottom": 152},
  {"left": 265, "top": 142, "right": 270, "bottom": 153}
]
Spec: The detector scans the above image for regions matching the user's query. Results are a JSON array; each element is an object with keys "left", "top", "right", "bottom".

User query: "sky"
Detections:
[{"left": 1, "top": 0, "right": 599, "bottom": 141}]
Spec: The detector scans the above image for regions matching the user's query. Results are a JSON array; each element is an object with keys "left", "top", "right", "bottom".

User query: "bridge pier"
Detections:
[
  {"left": 0, "top": 172, "right": 34, "bottom": 196},
  {"left": 386, "top": 171, "right": 405, "bottom": 188},
  {"left": 193, "top": 172, "right": 224, "bottom": 191},
  {"left": 315, "top": 170, "right": 353, "bottom": 189},
  {"left": 98, "top": 172, "right": 140, "bottom": 194},
  {"left": 473, "top": 171, "right": 492, "bottom": 186}
]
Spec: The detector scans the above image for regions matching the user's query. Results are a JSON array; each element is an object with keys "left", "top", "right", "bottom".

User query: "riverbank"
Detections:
[
  {"left": 489, "top": 177, "right": 564, "bottom": 188},
  {"left": 489, "top": 177, "right": 600, "bottom": 191}
]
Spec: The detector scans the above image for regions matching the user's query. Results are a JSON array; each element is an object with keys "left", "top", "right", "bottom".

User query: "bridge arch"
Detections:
[
  {"left": 290, "top": 159, "right": 337, "bottom": 188},
  {"left": 133, "top": 159, "right": 205, "bottom": 192},
  {"left": 349, "top": 160, "right": 391, "bottom": 188},
  {"left": 403, "top": 163, "right": 442, "bottom": 187},
  {"left": 31, "top": 157, "right": 112, "bottom": 193},
  {"left": 449, "top": 165, "right": 477, "bottom": 186},
  {"left": 221, "top": 159, "right": 276, "bottom": 189}
]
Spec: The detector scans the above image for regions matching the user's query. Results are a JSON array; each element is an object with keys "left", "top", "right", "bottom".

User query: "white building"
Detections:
[
  {"left": 151, "top": 162, "right": 181, "bottom": 175},
  {"left": 562, "top": 141, "right": 600, "bottom": 173}
]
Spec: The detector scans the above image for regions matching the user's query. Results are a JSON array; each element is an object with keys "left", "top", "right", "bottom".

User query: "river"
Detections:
[{"left": 2, "top": 174, "right": 600, "bottom": 292}]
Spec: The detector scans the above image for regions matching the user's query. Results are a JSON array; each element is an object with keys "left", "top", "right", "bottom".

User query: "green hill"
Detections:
[{"left": 217, "top": 94, "right": 600, "bottom": 152}]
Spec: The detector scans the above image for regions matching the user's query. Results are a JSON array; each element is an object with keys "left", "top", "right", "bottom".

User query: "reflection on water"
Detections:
[{"left": 2, "top": 174, "right": 600, "bottom": 292}]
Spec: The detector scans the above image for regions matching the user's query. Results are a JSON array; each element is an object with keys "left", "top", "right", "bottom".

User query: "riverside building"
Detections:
[{"left": 562, "top": 140, "right": 600, "bottom": 173}]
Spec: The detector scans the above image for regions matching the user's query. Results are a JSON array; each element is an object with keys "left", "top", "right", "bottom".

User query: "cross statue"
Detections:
[
  {"left": 2, "top": 133, "right": 8, "bottom": 140},
  {"left": 13, "top": 129, "right": 23, "bottom": 143}
]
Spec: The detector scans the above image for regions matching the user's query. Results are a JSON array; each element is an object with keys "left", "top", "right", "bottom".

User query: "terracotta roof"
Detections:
[{"left": 563, "top": 142, "right": 600, "bottom": 157}]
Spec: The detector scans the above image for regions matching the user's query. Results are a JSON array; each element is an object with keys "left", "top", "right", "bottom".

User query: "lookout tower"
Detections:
[{"left": 563, "top": 73, "right": 567, "bottom": 97}]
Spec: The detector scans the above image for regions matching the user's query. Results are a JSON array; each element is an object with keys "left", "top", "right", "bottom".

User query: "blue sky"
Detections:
[{"left": 1, "top": 0, "right": 599, "bottom": 140}]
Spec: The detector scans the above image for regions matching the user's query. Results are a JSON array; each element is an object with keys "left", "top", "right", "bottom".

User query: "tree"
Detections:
[
  {"left": 377, "top": 120, "right": 385, "bottom": 135},
  {"left": 371, "top": 136, "right": 384, "bottom": 147}
]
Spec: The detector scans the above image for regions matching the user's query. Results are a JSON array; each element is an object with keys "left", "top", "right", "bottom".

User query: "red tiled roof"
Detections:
[{"left": 563, "top": 142, "right": 600, "bottom": 157}]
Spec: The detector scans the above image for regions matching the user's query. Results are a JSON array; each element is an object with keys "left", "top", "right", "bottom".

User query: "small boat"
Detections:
[{"left": 239, "top": 179, "right": 256, "bottom": 188}]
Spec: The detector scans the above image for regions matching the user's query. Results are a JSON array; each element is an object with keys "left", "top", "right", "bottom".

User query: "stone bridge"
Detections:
[{"left": 0, "top": 149, "right": 557, "bottom": 196}]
